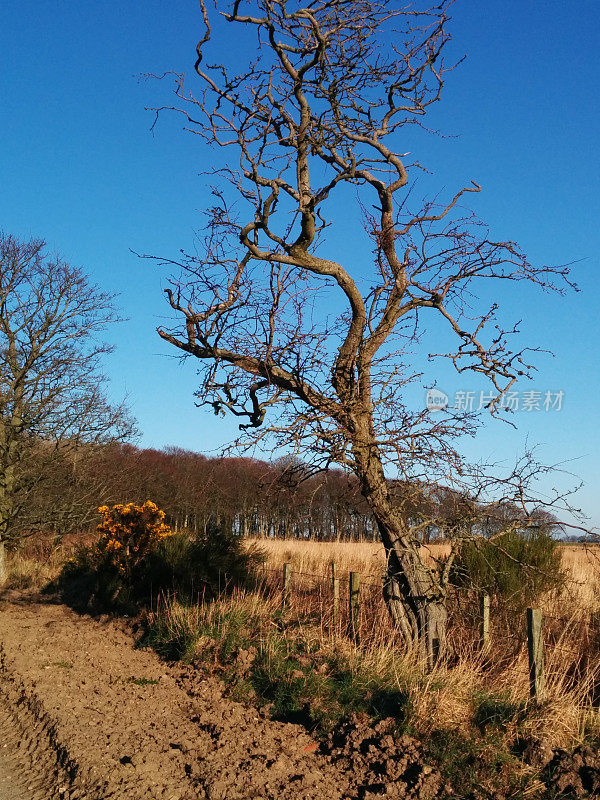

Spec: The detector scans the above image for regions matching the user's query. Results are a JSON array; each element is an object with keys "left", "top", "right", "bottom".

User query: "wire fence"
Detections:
[{"left": 256, "top": 560, "right": 600, "bottom": 700}]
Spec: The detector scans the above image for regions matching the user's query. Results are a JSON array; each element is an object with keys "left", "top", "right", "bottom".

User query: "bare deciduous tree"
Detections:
[
  {"left": 151, "top": 0, "right": 573, "bottom": 666},
  {"left": 0, "top": 233, "right": 135, "bottom": 583}
]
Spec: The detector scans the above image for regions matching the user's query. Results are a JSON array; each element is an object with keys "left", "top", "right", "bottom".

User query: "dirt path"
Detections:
[
  {"left": 0, "top": 653, "right": 71, "bottom": 800},
  {"left": 4, "top": 594, "right": 596, "bottom": 799},
  {"left": 0, "top": 698, "right": 35, "bottom": 800},
  {"left": 0, "top": 594, "right": 365, "bottom": 800}
]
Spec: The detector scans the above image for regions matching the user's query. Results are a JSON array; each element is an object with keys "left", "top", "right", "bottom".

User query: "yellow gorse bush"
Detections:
[{"left": 96, "top": 501, "right": 173, "bottom": 574}]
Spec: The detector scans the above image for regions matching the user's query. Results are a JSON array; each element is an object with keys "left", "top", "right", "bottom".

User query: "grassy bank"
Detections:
[{"left": 140, "top": 578, "right": 600, "bottom": 798}]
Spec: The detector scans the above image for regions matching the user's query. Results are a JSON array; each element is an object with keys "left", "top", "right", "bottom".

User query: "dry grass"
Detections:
[
  {"left": 6, "top": 533, "right": 600, "bottom": 753},
  {"left": 251, "top": 539, "right": 600, "bottom": 609},
  {"left": 147, "top": 584, "right": 600, "bottom": 754},
  {"left": 4, "top": 548, "right": 65, "bottom": 590},
  {"left": 241, "top": 538, "right": 600, "bottom": 748},
  {"left": 2, "top": 532, "right": 100, "bottom": 591},
  {"left": 251, "top": 537, "right": 450, "bottom": 577}
]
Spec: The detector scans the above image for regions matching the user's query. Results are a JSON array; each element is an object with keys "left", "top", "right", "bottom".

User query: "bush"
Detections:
[
  {"left": 450, "top": 529, "right": 565, "bottom": 612},
  {"left": 142, "top": 523, "right": 265, "bottom": 600},
  {"left": 54, "top": 502, "right": 264, "bottom": 610},
  {"left": 96, "top": 501, "right": 173, "bottom": 577}
]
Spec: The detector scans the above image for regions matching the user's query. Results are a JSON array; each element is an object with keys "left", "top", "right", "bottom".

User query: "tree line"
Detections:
[
  {"left": 11, "top": 442, "right": 559, "bottom": 546},
  {"left": 13, "top": 444, "right": 376, "bottom": 542}
]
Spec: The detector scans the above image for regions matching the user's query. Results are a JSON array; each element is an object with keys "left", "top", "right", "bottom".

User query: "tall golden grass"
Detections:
[
  {"left": 251, "top": 539, "right": 600, "bottom": 609},
  {"left": 238, "top": 538, "right": 600, "bottom": 747}
]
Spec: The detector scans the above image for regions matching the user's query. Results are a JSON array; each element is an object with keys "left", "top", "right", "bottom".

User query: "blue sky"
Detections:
[{"left": 1, "top": 0, "right": 598, "bottom": 530}]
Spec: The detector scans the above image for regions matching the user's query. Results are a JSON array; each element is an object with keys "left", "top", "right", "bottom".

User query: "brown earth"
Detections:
[
  {"left": 0, "top": 593, "right": 599, "bottom": 800},
  {"left": 0, "top": 695, "right": 63, "bottom": 800},
  {"left": 0, "top": 593, "right": 447, "bottom": 800}
]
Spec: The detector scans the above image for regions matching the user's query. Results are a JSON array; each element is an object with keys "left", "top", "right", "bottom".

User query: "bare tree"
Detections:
[
  {"left": 151, "top": 0, "right": 573, "bottom": 666},
  {"left": 0, "top": 233, "right": 135, "bottom": 583}
]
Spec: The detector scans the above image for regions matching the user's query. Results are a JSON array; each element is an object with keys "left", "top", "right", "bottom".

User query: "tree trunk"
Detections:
[
  {"left": 0, "top": 483, "right": 12, "bottom": 589},
  {"left": 353, "top": 439, "right": 448, "bottom": 670},
  {"left": 377, "top": 517, "right": 448, "bottom": 669}
]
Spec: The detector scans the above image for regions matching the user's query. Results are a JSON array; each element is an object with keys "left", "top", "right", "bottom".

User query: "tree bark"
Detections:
[
  {"left": 378, "top": 519, "right": 448, "bottom": 669},
  {"left": 352, "top": 436, "right": 447, "bottom": 669}
]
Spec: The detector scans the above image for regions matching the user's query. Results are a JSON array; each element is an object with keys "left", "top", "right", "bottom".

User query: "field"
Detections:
[
  {"left": 252, "top": 538, "right": 600, "bottom": 608},
  {"left": 5, "top": 535, "right": 600, "bottom": 797}
]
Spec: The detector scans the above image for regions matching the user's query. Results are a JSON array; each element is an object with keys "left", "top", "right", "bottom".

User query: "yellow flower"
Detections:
[{"left": 95, "top": 500, "right": 172, "bottom": 567}]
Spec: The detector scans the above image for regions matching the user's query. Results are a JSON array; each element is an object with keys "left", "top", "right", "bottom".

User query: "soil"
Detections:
[
  {"left": 0, "top": 649, "right": 73, "bottom": 800},
  {"left": 321, "top": 715, "right": 449, "bottom": 799},
  {"left": 539, "top": 745, "right": 600, "bottom": 797},
  {"left": 0, "top": 698, "right": 46, "bottom": 800},
  {"left": 0, "top": 592, "right": 598, "bottom": 800},
  {"left": 0, "top": 593, "right": 446, "bottom": 800}
]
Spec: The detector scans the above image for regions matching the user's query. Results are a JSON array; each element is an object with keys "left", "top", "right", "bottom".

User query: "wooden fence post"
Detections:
[
  {"left": 331, "top": 561, "right": 339, "bottom": 628},
  {"left": 0, "top": 541, "right": 6, "bottom": 588},
  {"left": 480, "top": 592, "right": 490, "bottom": 652},
  {"left": 282, "top": 562, "right": 292, "bottom": 611},
  {"left": 527, "top": 608, "right": 545, "bottom": 700},
  {"left": 349, "top": 571, "right": 360, "bottom": 644},
  {"left": 590, "top": 609, "right": 600, "bottom": 648}
]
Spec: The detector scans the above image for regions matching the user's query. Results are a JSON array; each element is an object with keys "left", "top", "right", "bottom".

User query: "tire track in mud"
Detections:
[
  {"left": 0, "top": 643, "right": 85, "bottom": 800},
  {"left": 0, "top": 698, "right": 54, "bottom": 800}
]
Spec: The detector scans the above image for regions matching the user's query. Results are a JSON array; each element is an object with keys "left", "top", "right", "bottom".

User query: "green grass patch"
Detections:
[
  {"left": 425, "top": 727, "right": 527, "bottom": 799},
  {"left": 127, "top": 676, "right": 159, "bottom": 686},
  {"left": 137, "top": 609, "right": 200, "bottom": 661},
  {"left": 473, "top": 692, "right": 527, "bottom": 733}
]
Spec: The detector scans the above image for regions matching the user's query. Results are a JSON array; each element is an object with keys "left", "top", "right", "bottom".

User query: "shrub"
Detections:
[
  {"left": 96, "top": 501, "right": 173, "bottom": 578},
  {"left": 451, "top": 529, "right": 565, "bottom": 612},
  {"left": 143, "top": 523, "right": 265, "bottom": 600},
  {"left": 54, "top": 504, "right": 264, "bottom": 611}
]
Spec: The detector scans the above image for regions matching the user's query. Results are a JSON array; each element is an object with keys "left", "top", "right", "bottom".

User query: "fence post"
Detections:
[
  {"left": 590, "top": 610, "right": 600, "bottom": 647},
  {"left": 349, "top": 571, "right": 360, "bottom": 644},
  {"left": 331, "top": 561, "right": 339, "bottom": 628},
  {"left": 0, "top": 540, "right": 6, "bottom": 588},
  {"left": 480, "top": 592, "right": 490, "bottom": 652},
  {"left": 282, "top": 562, "right": 292, "bottom": 611},
  {"left": 527, "top": 608, "right": 545, "bottom": 701}
]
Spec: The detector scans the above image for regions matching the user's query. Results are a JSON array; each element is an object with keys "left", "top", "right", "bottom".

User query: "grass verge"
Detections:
[{"left": 140, "top": 589, "right": 600, "bottom": 798}]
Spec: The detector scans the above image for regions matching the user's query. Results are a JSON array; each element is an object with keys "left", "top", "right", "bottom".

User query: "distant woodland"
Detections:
[
  {"left": 10, "top": 443, "right": 562, "bottom": 546},
  {"left": 12, "top": 444, "right": 383, "bottom": 543}
]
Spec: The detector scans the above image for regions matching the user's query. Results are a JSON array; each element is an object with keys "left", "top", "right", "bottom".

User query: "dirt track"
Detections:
[
  {"left": 0, "top": 594, "right": 338, "bottom": 799},
  {"left": 2, "top": 594, "right": 598, "bottom": 800},
  {"left": 0, "top": 643, "right": 72, "bottom": 800},
  {"left": 0, "top": 697, "right": 38, "bottom": 800},
  {"left": 0, "top": 593, "right": 444, "bottom": 800}
]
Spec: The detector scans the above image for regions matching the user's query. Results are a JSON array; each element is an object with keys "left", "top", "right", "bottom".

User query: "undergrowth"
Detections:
[
  {"left": 50, "top": 518, "right": 265, "bottom": 612},
  {"left": 139, "top": 588, "right": 600, "bottom": 798}
]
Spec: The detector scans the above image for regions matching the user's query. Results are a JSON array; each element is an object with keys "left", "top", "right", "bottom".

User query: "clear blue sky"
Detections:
[{"left": 1, "top": 0, "right": 598, "bottom": 530}]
